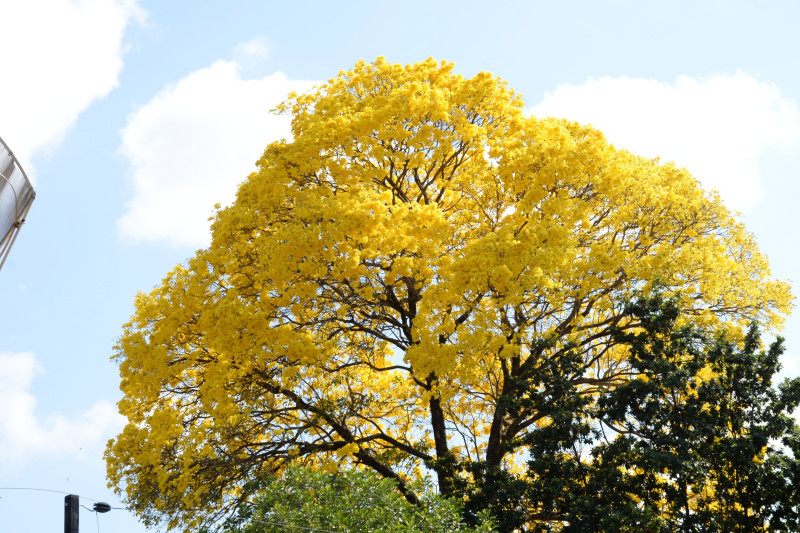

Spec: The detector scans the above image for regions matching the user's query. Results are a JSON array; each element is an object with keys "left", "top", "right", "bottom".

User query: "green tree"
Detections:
[
  {"left": 219, "top": 466, "right": 495, "bottom": 533},
  {"left": 460, "top": 295, "right": 800, "bottom": 532}
]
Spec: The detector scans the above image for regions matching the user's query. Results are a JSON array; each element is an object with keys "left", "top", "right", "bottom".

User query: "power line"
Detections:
[
  {"left": 0, "top": 486, "right": 99, "bottom": 503},
  {"left": 0, "top": 487, "right": 121, "bottom": 533},
  {"left": 80, "top": 505, "right": 103, "bottom": 533},
  {"left": 0, "top": 486, "right": 72, "bottom": 497},
  {"left": 0, "top": 487, "right": 123, "bottom": 507}
]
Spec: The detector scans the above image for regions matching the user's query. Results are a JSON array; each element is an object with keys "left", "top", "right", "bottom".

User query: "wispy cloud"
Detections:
[
  {"left": 0, "top": 352, "right": 124, "bottom": 472},
  {"left": 530, "top": 72, "right": 800, "bottom": 212},
  {"left": 235, "top": 36, "right": 271, "bottom": 63},
  {"left": 117, "top": 56, "right": 317, "bottom": 247},
  {"left": 0, "top": 0, "right": 145, "bottom": 172}
]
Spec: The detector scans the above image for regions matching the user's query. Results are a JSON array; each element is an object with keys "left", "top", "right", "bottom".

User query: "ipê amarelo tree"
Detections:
[{"left": 105, "top": 58, "right": 792, "bottom": 531}]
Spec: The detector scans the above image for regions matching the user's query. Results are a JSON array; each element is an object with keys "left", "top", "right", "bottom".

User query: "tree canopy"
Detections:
[
  {"left": 218, "top": 465, "right": 494, "bottom": 533},
  {"left": 463, "top": 295, "right": 800, "bottom": 532},
  {"left": 105, "top": 58, "right": 792, "bottom": 531}
]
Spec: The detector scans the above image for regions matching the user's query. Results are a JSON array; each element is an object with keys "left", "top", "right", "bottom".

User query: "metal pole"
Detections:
[
  {"left": 64, "top": 494, "right": 79, "bottom": 533},
  {"left": 0, "top": 195, "right": 33, "bottom": 272}
]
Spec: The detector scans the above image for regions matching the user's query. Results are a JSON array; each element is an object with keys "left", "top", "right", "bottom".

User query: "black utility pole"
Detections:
[{"left": 64, "top": 494, "right": 79, "bottom": 533}]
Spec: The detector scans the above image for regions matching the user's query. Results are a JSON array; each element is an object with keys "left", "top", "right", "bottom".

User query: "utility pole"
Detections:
[{"left": 64, "top": 494, "right": 79, "bottom": 533}]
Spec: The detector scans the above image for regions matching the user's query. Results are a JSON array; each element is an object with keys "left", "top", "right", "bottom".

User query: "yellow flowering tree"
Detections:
[{"left": 105, "top": 58, "right": 792, "bottom": 531}]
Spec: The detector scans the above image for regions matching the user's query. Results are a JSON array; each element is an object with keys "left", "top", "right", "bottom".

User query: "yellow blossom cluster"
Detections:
[{"left": 105, "top": 57, "right": 791, "bottom": 531}]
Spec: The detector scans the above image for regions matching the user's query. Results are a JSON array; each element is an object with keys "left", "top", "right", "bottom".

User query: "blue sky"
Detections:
[{"left": 1, "top": 1, "right": 799, "bottom": 531}]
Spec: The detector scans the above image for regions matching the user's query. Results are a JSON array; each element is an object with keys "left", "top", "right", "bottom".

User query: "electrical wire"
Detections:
[
  {"left": 80, "top": 505, "right": 102, "bottom": 533},
  {"left": 0, "top": 487, "right": 398, "bottom": 532},
  {"left": 0, "top": 486, "right": 73, "bottom": 497},
  {"left": 0, "top": 486, "right": 106, "bottom": 503},
  {"left": 0, "top": 486, "right": 130, "bottom": 533},
  {"left": 0, "top": 486, "right": 124, "bottom": 508}
]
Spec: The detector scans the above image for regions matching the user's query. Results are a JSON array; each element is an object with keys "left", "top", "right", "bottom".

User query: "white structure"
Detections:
[{"left": 0, "top": 136, "right": 35, "bottom": 271}]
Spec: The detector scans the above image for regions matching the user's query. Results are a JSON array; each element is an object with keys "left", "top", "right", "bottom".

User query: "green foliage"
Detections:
[
  {"left": 220, "top": 466, "right": 495, "bottom": 533},
  {"left": 458, "top": 296, "right": 800, "bottom": 532}
]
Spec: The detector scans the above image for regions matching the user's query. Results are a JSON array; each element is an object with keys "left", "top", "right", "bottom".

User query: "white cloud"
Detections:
[
  {"left": 235, "top": 36, "right": 271, "bottom": 63},
  {"left": 117, "top": 58, "right": 318, "bottom": 247},
  {"left": 0, "top": 0, "right": 144, "bottom": 172},
  {"left": 530, "top": 73, "right": 800, "bottom": 211},
  {"left": 0, "top": 352, "right": 124, "bottom": 472}
]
